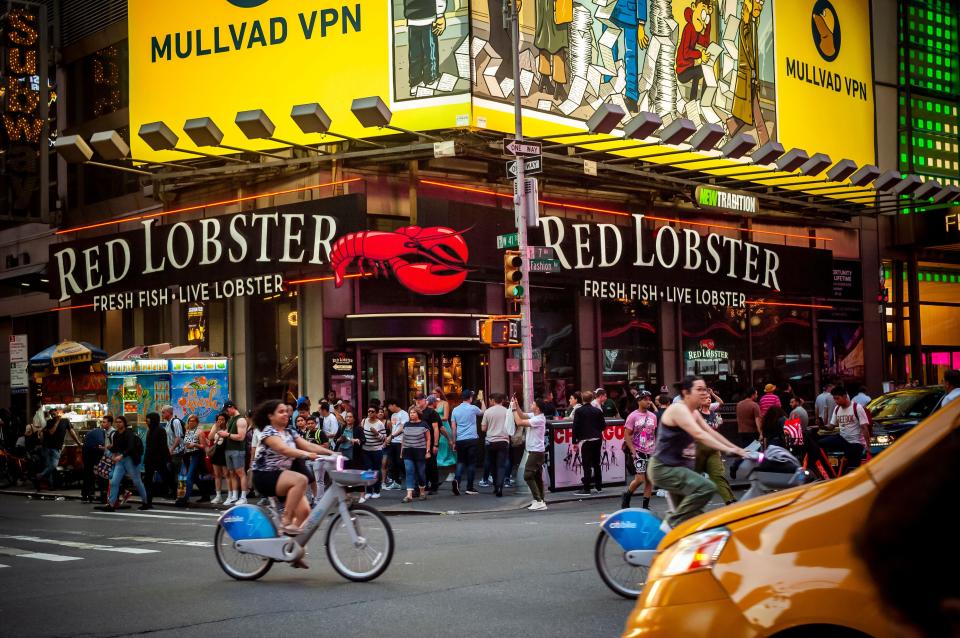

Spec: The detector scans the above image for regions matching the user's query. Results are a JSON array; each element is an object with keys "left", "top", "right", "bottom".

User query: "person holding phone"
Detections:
[{"left": 359, "top": 407, "right": 386, "bottom": 502}]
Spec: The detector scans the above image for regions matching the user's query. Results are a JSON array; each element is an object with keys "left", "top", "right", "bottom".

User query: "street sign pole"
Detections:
[{"left": 508, "top": 0, "right": 533, "bottom": 496}]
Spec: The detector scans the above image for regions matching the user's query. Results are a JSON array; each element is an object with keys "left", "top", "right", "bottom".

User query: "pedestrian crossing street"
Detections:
[{"left": 0, "top": 508, "right": 218, "bottom": 569}]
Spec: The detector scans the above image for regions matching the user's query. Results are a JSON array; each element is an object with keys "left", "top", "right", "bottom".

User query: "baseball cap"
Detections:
[
  {"left": 461, "top": 389, "right": 474, "bottom": 400},
  {"left": 296, "top": 395, "right": 310, "bottom": 406},
  {"left": 639, "top": 390, "right": 653, "bottom": 399},
  {"left": 222, "top": 399, "right": 237, "bottom": 410},
  {"left": 426, "top": 395, "right": 439, "bottom": 405}
]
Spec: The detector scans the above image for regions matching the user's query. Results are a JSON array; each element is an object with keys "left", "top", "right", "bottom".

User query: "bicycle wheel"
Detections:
[
  {"left": 213, "top": 524, "right": 273, "bottom": 581},
  {"left": 594, "top": 529, "right": 648, "bottom": 599},
  {"left": 325, "top": 502, "right": 394, "bottom": 582}
]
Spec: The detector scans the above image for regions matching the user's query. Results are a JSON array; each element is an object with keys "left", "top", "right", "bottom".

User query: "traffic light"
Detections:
[
  {"left": 504, "top": 250, "right": 523, "bottom": 300},
  {"left": 480, "top": 319, "right": 511, "bottom": 345}
]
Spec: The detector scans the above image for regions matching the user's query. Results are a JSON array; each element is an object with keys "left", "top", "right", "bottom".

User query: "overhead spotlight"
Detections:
[
  {"left": 586, "top": 103, "right": 627, "bottom": 135},
  {"left": 719, "top": 132, "right": 757, "bottom": 159},
  {"left": 774, "top": 148, "right": 810, "bottom": 172},
  {"left": 799, "top": 153, "right": 832, "bottom": 176},
  {"left": 826, "top": 159, "right": 858, "bottom": 182},
  {"left": 849, "top": 164, "right": 880, "bottom": 186},
  {"left": 751, "top": 141, "right": 784, "bottom": 165},
  {"left": 623, "top": 111, "right": 662, "bottom": 140}
]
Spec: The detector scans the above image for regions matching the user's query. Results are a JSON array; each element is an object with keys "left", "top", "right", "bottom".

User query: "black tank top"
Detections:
[{"left": 653, "top": 411, "right": 695, "bottom": 469}]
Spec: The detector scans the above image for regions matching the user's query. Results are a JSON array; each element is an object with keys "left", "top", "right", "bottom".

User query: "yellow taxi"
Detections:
[{"left": 622, "top": 400, "right": 959, "bottom": 637}]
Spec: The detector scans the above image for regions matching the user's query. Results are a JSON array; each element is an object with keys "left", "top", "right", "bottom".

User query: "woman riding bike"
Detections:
[{"left": 250, "top": 400, "right": 337, "bottom": 552}]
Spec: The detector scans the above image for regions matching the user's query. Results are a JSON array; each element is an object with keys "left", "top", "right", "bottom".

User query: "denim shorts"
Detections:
[{"left": 225, "top": 450, "right": 246, "bottom": 471}]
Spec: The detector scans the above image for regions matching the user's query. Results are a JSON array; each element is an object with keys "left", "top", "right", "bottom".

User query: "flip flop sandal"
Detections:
[{"left": 280, "top": 524, "right": 303, "bottom": 536}]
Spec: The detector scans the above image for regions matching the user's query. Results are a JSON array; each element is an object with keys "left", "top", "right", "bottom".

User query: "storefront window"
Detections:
[
  {"left": 530, "top": 287, "right": 577, "bottom": 402},
  {"left": 751, "top": 306, "right": 814, "bottom": 399},
  {"left": 251, "top": 293, "right": 299, "bottom": 405},
  {"left": 600, "top": 299, "right": 659, "bottom": 393},
  {"left": 681, "top": 306, "right": 749, "bottom": 399}
]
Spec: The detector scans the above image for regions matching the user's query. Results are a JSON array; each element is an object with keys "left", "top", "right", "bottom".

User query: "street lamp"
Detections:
[
  {"left": 290, "top": 103, "right": 384, "bottom": 148},
  {"left": 138, "top": 121, "right": 248, "bottom": 163},
  {"left": 54, "top": 135, "right": 153, "bottom": 176},
  {"left": 350, "top": 96, "right": 442, "bottom": 141},
  {"left": 183, "top": 117, "right": 285, "bottom": 159},
  {"left": 235, "top": 109, "right": 325, "bottom": 154}
]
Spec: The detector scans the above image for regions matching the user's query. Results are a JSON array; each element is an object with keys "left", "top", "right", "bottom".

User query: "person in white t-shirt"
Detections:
[
  {"left": 821, "top": 386, "right": 870, "bottom": 473},
  {"left": 383, "top": 400, "right": 409, "bottom": 489},
  {"left": 511, "top": 397, "right": 548, "bottom": 511},
  {"left": 320, "top": 403, "right": 340, "bottom": 441},
  {"left": 936, "top": 369, "right": 960, "bottom": 411}
]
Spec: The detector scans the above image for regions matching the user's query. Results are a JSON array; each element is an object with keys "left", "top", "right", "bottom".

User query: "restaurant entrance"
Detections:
[{"left": 361, "top": 349, "right": 488, "bottom": 409}]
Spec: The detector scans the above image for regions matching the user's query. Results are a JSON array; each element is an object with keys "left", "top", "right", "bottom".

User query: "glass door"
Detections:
[{"left": 382, "top": 353, "right": 428, "bottom": 409}]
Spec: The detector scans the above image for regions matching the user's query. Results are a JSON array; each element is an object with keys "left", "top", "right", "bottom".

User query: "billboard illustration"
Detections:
[
  {"left": 390, "top": 1, "right": 471, "bottom": 100},
  {"left": 170, "top": 359, "right": 229, "bottom": 424}
]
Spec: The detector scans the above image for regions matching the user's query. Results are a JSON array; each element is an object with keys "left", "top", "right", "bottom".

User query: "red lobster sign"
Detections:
[{"left": 329, "top": 226, "right": 469, "bottom": 295}]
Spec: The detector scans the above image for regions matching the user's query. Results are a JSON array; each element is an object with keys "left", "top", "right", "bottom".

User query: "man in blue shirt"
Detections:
[
  {"left": 450, "top": 389, "right": 486, "bottom": 496},
  {"left": 607, "top": 0, "right": 649, "bottom": 112},
  {"left": 81, "top": 415, "right": 111, "bottom": 503}
]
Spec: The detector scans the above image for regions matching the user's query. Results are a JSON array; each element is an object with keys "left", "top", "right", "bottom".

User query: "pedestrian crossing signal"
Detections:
[{"left": 504, "top": 250, "right": 523, "bottom": 300}]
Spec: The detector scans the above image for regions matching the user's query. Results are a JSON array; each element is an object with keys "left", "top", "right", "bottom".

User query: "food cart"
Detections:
[
  {"left": 169, "top": 358, "right": 229, "bottom": 424},
  {"left": 105, "top": 359, "right": 172, "bottom": 427}
]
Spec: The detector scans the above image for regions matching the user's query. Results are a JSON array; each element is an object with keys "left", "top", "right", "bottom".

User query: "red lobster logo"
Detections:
[{"left": 329, "top": 226, "right": 469, "bottom": 295}]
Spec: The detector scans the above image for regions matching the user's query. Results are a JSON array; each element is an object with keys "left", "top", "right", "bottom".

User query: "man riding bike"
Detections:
[{"left": 649, "top": 376, "right": 750, "bottom": 531}]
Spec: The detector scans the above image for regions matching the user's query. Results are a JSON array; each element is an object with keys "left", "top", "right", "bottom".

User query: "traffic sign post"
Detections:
[
  {"left": 502, "top": 138, "right": 542, "bottom": 156},
  {"left": 506, "top": 156, "right": 542, "bottom": 178}
]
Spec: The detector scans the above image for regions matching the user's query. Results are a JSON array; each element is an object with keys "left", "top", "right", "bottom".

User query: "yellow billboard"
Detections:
[
  {"left": 128, "top": 0, "right": 473, "bottom": 160},
  {"left": 129, "top": 1, "right": 875, "bottom": 167}
]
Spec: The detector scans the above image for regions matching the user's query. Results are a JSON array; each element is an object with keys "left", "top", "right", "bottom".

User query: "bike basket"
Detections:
[{"left": 329, "top": 469, "right": 379, "bottom": 486}]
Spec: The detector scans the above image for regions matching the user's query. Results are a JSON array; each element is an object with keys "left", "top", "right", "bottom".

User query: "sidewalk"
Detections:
[{"left": 0, "top": 478, "right": 624, "bottom": 516}]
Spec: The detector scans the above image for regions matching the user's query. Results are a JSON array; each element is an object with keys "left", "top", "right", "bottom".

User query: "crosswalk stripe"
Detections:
[
  {"left": 109, "top": 536, "right": 212, "bottom": 548},
  {"left": 140, "top": 510, "right": 222, "bottom": 518},
  {"left": 0, "top": 563, "right": 9, "bottom": 568},
  {"left": 0, "top": 535, "right": 158, "bottom": 554},
  {"left": 91, "top": 511, "right": 212, "bottom": 521},
  {"left": 0, "top": 546, "right": 82, "bottom": 562}
]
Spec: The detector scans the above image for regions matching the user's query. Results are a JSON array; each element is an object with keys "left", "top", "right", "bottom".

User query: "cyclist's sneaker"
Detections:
[
  {"left": 573, "top": 489, "right": 592, "bottom": 496},
  {"left": 236, "top": 497, "right": 247, "bottom": 505},
  {"left": 477, "top": 479, "right": 491, "bottom": 488}
]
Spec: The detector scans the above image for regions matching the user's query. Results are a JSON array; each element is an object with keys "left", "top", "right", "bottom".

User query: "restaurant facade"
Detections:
[{"left": 1, "top": 0, "right": 956, "bottom": 416}]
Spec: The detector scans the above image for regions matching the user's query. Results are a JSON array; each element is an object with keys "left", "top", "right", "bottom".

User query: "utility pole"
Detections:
[{"left": 507, "top": 0, "right": 533, "bottom": 496}]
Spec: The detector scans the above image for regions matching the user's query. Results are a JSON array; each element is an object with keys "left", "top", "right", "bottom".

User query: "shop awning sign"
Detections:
[{"left": 694, "top": 186, "right": 758, "bottom": 215}]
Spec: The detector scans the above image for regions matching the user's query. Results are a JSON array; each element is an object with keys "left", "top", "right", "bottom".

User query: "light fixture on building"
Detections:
[
  {"left": 183, "top": 117, "right": 285, "bottom": 159},
  {"left": 799, "top": 153, "right": 832, "bottom": 177},
  {"left": 873, "top": 170, "right": 902, "bottom": 192},
  {"left": 849, "top": 165, "right": 881, "bottom": 187},
  {"left": 287, "top": 310, "right": 298, "bottom": 327},
  {"left": 88, "top": 130, "right": 188, "bottom": 169},
  {"left": 585, "top": 103, "right": 627, "bottom": 136},
  {"left": 826, "top": 159, "right": 858, "bottom": 182},
  {"left": 751, "top": 141, "right": 785, "bottom": 165},
  {"left": 235, "top": 109, "right": 325, "bottom": 155},
  {"left": 290, "top": 103, "right": 383, "bottom": 148},
  {"left": 892, "top": 174, "right": 923, "bottom": 196},
  {"left": 657, "top": 118, "right": 696, "bottom": 146},
  {"left": 687, "top": 123, "right": 725, "bottom": 152},
  {"left": 934, "top": 185, "right": 960, "bottom": 203},
  {"left": 624, "top": 111, "right": 663, "bottom": 140},
  {"left": 54, "top": 135, "right": 153, "bottom": 176},
  {"left": 912, "top": 179, "right": 943, "bottom": 200},
  {"left": 718, "top": 132, "right": 757, "bottom": 160},
  {"left": 774, "top": 148, "right": 810, "bottom": 173},
  {"left": 138, "top": 121, "right": 248, "bottom": 163},
  {"left": 350, "top": 96, "right": 442, "bottom": 141}
]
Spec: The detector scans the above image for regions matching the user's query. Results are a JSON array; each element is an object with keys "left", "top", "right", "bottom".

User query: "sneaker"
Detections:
[
  {"left": 477, "top": 480, "right": 491, "bottom": 488},
  {"left": 530, "top": 501, "right": 548, "bottom": 511},
  {"left": 358, "top": 495, "right": 368, "bottom": 504},
  {"left": 236, "top": 497, "right": 247, "bottom": 505},
  {"left": 223, "top": 496, "right": 238, "bottom": 506},
  {"left": 527, "top": 500, "right": 539, "bottom": 509},
  {"left": 593, "top": 488, "right": 603, "bottom": 495},
  {"left": 465, "top": 489, "right": 479, "bottom": 495},
  {"left": 210, "top": 494, "right": 222, "bottom": 504},
  {"left": 573, "top": 490, "right": 592, "bottom": 497},
  {"left": 384, "top": 482, "right": 400, "bottom": 491},
  {"left": 452, "top": 480, "right": 461, "bottom": 496},
  {"left": 370, "top": 492, "right": 381, "bottom": 499},
  {"left": 505, "top": 478, "right": 515, "bottom": 487}
]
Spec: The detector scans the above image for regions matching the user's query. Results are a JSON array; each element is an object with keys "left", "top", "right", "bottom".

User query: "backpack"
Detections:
[{"left": 130, "top": 433, "right": 144, "bottom": 465}]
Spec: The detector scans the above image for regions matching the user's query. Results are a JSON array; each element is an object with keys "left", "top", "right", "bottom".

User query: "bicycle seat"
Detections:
[{"left": 328, "top": 469, "right": 379, "bottom": 487}]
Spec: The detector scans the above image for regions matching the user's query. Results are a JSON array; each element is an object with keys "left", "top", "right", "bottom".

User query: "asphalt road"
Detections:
[{"left": 0, "top": 495, "right": 635, "bottom": 638}]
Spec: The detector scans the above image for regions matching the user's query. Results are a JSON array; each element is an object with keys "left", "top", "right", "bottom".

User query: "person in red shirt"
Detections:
[
  {"left": 758, "top": 383, "right": 781, "bottom": 418},
  {"left": 676, "top": 1, "right": 712, "bottom": 100}
]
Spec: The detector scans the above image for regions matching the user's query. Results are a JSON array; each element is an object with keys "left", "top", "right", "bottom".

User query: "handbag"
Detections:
[{"left": 94, "top": 455, "right": 115, "bottom": 480}]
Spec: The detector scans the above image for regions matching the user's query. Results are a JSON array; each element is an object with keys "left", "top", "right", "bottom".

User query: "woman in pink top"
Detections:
[{"left": 621, "top": 390, "right": 658, "bottom": 510}]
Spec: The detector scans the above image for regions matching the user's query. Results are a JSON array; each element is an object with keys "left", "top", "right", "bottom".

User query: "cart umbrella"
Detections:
[{"left": 30, "top": 341, "right": 108, "bottom": 369}]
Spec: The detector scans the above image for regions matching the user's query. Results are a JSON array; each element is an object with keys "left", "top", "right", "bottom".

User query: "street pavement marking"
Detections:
[
  {"left": 0, "top": 535, "right": 158, "bottom": 554},
  {"left": 0, "top": 546, "right": 82, "bottom": 562},
  {"left": 91, "top": 511, "right": 212, "bottom": 521},
  {"left": 42, "top": 514, "right": 215, "bottom": 528},
  {"left": 0, "top": 563, "right": 8, "bottom": 568},
  {"left": 43, "top": 514, "right": 104, "bottom": 521},
  {"left": 109, "top": 536, "right": 212, "bottom": 548},
  {"left": 139, "top": 509, "right": 221, "bottom": 517}
]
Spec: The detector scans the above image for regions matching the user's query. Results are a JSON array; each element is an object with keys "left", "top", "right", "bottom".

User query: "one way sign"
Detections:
[
  {"left": 506, "top": 156, "right": 543, "bottom": 178},
  {"left": 503, "top": 138, "right": 542, "bottom": 156}
]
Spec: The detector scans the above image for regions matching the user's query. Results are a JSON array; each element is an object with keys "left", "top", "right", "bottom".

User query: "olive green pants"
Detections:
[
  {"left": 648, "top": 457, "right": 716, "bottom": 527},
  {"left": 695, "top": 443, "right": 736, "bottom": 504}
]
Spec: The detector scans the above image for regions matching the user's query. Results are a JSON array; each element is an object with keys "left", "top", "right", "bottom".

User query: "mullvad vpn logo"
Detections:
[
  {"left": 227, "top": 0, "right": 270, "bottom": 7},
  {"left": 811, "top": 0, "right": 842, "bottom": 62}
]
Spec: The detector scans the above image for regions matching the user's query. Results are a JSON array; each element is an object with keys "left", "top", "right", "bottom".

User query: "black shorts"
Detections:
[
  {"left": 252, "top": 470, "right": 282, "bottom": 497},
  {"left": 291, "top": 458, "right": 314, "bottom": 483}
]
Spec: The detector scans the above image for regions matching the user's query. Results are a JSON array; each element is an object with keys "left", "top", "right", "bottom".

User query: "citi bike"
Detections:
[
  {"left": 594, "top": 447, "right": 806, "bottom": 598},
  {"left": 214, "top": 455, "right": 394, "bottom": 582}
]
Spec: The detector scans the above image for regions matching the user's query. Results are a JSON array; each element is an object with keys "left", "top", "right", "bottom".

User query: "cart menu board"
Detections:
[
  {"left": 170, "top": 359, "right": 229, "bottom": 424},
  {"left": 106, "top": 360, "right": 171, "bottom": 425}
]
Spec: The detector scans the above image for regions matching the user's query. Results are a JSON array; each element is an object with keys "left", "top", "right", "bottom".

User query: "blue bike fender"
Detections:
[
  {"left": 219, "top": 505, "right": 277, "bottom": 541},
  {"left": 601, "top": 508, "right": 665, "bottom": 551}
]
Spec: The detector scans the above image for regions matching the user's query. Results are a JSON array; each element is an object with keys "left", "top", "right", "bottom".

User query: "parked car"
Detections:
[
  {"left": 620, "top": 396, "right": 960, "bottom": 638},
  {"left": 866, "top": 385, "right": 944, "bottom": 455}
]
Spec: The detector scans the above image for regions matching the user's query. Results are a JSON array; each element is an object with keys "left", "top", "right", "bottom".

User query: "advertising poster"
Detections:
[
  {"left": 550, "top": 421, "right": 626, "bottom": 489},
  {"left": 170, "top": 359, "right": 229, "bottom": 424}
]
